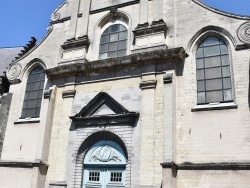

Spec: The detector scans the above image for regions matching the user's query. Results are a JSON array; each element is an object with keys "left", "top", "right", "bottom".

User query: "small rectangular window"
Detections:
[
  {"left": 110, "top": 172, "right": 122, "bottom": 182},
  {"left": 89, "top": 172, "right": 100, "bottom": 182}
]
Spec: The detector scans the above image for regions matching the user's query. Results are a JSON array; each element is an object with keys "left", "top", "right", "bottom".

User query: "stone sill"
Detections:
[
  {"left": 14, "top": 118, "right": 40, "bottom": 124},
  {"left": 191, "top": 102, "right": 237, "bottom": 112}
]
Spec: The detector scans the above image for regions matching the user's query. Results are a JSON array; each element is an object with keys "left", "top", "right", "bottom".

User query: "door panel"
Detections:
[{"left": 83, "top": 167, "right": 125, "bottom": 188}]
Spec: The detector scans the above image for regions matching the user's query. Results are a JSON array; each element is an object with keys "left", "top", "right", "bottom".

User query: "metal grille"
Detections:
[
  {"left": 21, "top": 66, "right": 45, "bottom": 118},
  {"left": 89, "top": 172, "right": 100, "bottom": 181},
  {"left": 99, "top": 24, "right": 127, "bottom": 59},
  {"left": 196, "top": 37, "right": 232, "bottom": 104},
  {"left": 110, "top": 172, "right": 122, "bottom": 182}
]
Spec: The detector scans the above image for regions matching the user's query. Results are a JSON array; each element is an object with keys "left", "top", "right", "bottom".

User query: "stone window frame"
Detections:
[
  {"left": 14, "top": 59, "right": 47, "bottom": 123},
  {"left": 20, "top": 66, "right": 45, "bottom": 118},
  {"left": 196, "top": 36, "right": 233, "bottom": 104},
  {"left": 189, "top": 30, "right": 237, "bottom": 111},
  {"left": 92, "top": 11, "right": 131, "bottom": 61},
  {"left": 99, "top": 23, "right": 128, "bottom": 60}
]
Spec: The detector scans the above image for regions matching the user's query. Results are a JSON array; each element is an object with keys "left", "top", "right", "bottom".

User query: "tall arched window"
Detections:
[
  {"left": 196, "top": 37, "right": 233, "bottom": 104},
  {"left": 21, "top": 66, "right": 45, "bottom": 118},
  {"left": 82, "top": 140, "right": 126, "bottom": 188},
  {"left": 99, "top": 24, "right": 128, "bottom": 59}
]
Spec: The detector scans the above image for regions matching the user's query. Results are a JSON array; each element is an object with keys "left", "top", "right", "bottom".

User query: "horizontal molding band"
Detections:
[
  {"left": 161, "top": 162, "right": 250, "bottom": 170},
  {"left": 70, "top": 113, "right": 139, "bottom": 127},
  {"left": 0, "top": 160, "right": 48, "bottom": 168},
  {"left": 89, "top": 0, "right": 139, "bottom": 14},
  {"left": 45, "top": 48, "right": 185, "bottom": 79},
  {"left": 50, "top": 17, "right": 71, "bottom": 25}
]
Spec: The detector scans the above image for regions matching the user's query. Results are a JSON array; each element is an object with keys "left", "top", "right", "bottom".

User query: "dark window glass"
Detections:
[
  {"left": 89, "top": 172, "right": 100, "bottom": 182},
  {"left": 21, "top": 66, "right": 45, "bottom": 118},
  {"left": 99, "top": 24, "right": 127, "bottom": 59},
  {"left": 196, "top": 37, "right": 232, "bottom": 104},
  {"left": 110, "top": 172, "right": 122, "bottom": 182}
]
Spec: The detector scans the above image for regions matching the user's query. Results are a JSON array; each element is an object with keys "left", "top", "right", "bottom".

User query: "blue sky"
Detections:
[{"left": 0, "top": 0, "right": 249, "bottom": 47}]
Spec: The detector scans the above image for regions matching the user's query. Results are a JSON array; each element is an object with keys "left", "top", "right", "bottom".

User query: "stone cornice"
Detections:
[
  {"left": 50, "top": 16, "right": 71, "bottom": 25},
  {"left": 61, "top": 35, "right": 90, "bottom": 50},
  {"left": 133, "top": 19, "right": 168, "bottom": 37},
  {"left": 45, "top": 48, "right": 185, "bottom": 78},
  {"left": 70, "top": 113, "right": 139, "bottom": 127},
  {"left": 161, "top": 162, "right": 250, "bottom": 170},
  {"left": 139, "top": 80, "right": 157, "bottom": 90},
  {"left": 0, "top": 160, "right": 48, "bottom": 168},
  {"left": 89, "top": 0, "right": 139, "bottom": 14},
  {"left": 163, "top": 73, "right": 173, "bottom": 84},
  {"left": 62, "top": 90, "right": 76, "bottom": 98}
]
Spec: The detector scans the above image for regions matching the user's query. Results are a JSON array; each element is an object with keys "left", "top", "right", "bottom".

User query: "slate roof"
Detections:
[{"left": 0, "top": 47, "right": 23, "bottom": 76}]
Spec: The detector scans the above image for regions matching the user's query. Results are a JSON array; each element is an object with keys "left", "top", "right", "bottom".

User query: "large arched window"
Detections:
[
  {"left": 21, "top": 66, "right": 45, "bottom": 118},
  {"left": 99, "top": 24, "right": 128, "bottom": 59},
  {"left": 82, "top": 140, "right": 126, "bottom": 188},
  {"left": 196, "top": 37, "right": 233, "bottom": 104}
]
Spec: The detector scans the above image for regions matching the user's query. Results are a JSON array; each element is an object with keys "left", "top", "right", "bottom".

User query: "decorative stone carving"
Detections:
[
  {"left": 110, "top": 7, "right": 120, "bottom": 22},
  {"left": 135, "top": 33, "right": 165, "bottom": 48},
  {"left": 237, "top": 22, "right": 250, "bottom": 44},
  {"left": 6, "top": 63, "right": 22, "bottom": 80},
  {"left": 84, "top": 140, "right": 126, "bottom": 165},
  {"left": 47, "top": 25, "right": 53, "bottom": 32},
  {"left": 62, "top": 49, "right": 85, "bottom": 60},
  {"left": 136, "top": 37, "right": 149, "bottom": 47},
  {"left": 89, "top": 145, "right": 121, "bottom": 162},
  {"left": 132, "top": 20, "right": 168, "bottom": 52},
  {"left": 51, "top": 12, "right": 60, "bottom": 21}
]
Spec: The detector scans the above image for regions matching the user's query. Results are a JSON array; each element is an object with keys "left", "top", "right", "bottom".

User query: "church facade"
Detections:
[{"left": 0, "top": 0, "right": 250, "bottom": 187}]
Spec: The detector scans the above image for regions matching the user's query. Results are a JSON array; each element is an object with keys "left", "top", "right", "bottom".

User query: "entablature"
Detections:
[{"left": 45, "top": 47, "right": 186, "bottom": 80}]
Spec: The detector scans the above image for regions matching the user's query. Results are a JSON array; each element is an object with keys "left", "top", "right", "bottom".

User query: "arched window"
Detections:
[
  {"left": 196, "top": 37, "right": 233, "bottom": 104},
  {"left": 99, "top": 24, "right": 128, "bottom": 59},
  {"left": 21, "top": 66, "right": 45, "bottom": 118},
  {"left": 82, "top": 140, "right": 126, "bottom": 188}
]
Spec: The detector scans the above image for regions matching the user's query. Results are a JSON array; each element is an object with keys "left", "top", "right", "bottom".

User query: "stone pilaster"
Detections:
[
  {"left": 76, "top": 0, "right": 91, "bottom": 38},
  {"left": 67, "top": 0, "right": 81, "bottom": 40},
  {"left": 139, "top": 0, "right": 148, "bottom": 24},
  {"left": 153, "top": 0, "right": 163, "bottom": 21},
  {"left": 139, "top": 75, "right": 157, "bottom": 187},
  {"left": 161, "top": 71, "right": 177, "bottom": 188},
  {"left": 46, "top": 85, "right": 75, "bottom": 183},
  {"left": 60, "top": 0, "right": 90, "bottom": 66}
]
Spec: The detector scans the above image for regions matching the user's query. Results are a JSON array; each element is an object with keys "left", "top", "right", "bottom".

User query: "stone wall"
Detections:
[{"left": 0, "top": 93, "right": 12, "bottom": 158}]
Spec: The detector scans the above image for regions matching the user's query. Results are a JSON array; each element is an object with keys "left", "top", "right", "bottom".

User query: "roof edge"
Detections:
[
  {"left": 0, "top": 46, "right": 23, "bottom": 49},
  {"left": 192, "top": 0, "right": 250, "bottom": 20},
  {"left": 10, "top": 26, "right": 54, "bottom": 65}
]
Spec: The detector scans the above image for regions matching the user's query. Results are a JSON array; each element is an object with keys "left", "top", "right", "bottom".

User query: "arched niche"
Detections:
[{"left": 82, "top": 140, "right": 126, "bottom": 188}]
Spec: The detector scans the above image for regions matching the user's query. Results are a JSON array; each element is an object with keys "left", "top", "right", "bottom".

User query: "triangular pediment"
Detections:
[
  {"left": 92, "top": 104, "right": 116, "bottom": 116},
  {"left": 75, "top": 92, "right": 129, "bottom": 117}
]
